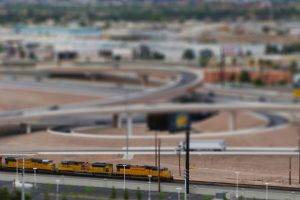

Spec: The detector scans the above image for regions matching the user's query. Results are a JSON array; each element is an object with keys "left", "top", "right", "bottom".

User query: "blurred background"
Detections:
[{"left": 0, "top": 0, "right": 299, "bottom": 200}]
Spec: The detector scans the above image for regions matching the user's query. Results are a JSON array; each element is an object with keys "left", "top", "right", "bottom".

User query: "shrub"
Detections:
[
  {"left": 203, "top": 194, "right": 213, "bottom": 200},
  {"left": 136, "top": 187, "right": 142, "bottom": 200},
  {"left": 153, "top": 51, "right": 165, "bottom": 60},
  {"left": 158, "top": 191, "right": 165, "bottom": 200},
  {"left": 253, "top": 78, "right": 264, "bottom": 87},
  {"left": 61, "top": 195, "right": 68, "bottom": 200},
  {"left": 110, "top": 186, "right": 117, "bottom": 199},
  {"left": 239, "top": 70, "right": 251, "bottom": 83},
  {"left": 0, "top": 187, "right": 10, "bottom": 200},
  {"left": 182, "top": 48, "right": 195, "bottom": 61},
  {"left": 123, "top": 189, "right": 129, "bottom": 200},
  {"left": 43, "top": 192, "right": 50, "bottom": 200}
]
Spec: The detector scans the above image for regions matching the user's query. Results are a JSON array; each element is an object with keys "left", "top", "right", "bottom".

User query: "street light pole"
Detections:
[
  {"left": 298, "top": 138, "right": 300, "bottom": 184},
  {"left": 56, "top": 179, "right": 60, "bottom": 200},
  {"left": 176, "top": 148, "right": 181, "bottom": 176},
  {"left": 265, "top": 182, "right": 269, "bottom": 200},
  {"left": 21, "top": 156, "right": 25, "bottom": 200},
  {"left": 148, "top": 175, "right": 152, "bottom": 200},
  {"left": 184, "top": 129, "right": 190, "bottom": 198},
  {"left": 33, "top": 168, "right": 37, "bottom": 188},
  {"left": 16, "top": 158, "right": 19, "bottom": 181},
  {"left": 235, "top": 171, "right": 239, "bottom": 199},
  {"left": 123, "top": 164, "right": 126, "bottom": 191},
  {"left": 176, "top": 187, "right": 182, "bottom": 200}
]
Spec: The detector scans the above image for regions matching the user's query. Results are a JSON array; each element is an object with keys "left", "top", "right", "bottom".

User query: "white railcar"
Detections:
[{"left": 179, "top": 140, "right": 226, "bottom": 151}]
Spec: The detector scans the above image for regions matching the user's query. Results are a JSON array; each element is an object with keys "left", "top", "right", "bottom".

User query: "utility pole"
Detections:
[
  {"left": 177, "top": 148, "right": 181, "bottom": 177},
  {"left": 289, "top": 156, "right": 292, "bottom": 185},
  {"left": 155, "top": 132, "right": 158, "bottom": 167},
  {"left": 185, "top": 129, "right": 190, "bottom": 198},
  {"left": 298, "top": 138, "right": 300, "bottom": 184},
  {"left": 21, "top": 156, "right": 25, "bottom": 200},
  {"left": 158, "top": 138, "right": 161, "bottom": 193}
]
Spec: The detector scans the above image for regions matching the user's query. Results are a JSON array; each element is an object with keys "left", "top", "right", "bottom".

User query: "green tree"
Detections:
[
  {"left": 110, "top": 186, "right": 117, "bottom": 199},
  {"left": 238, "top": 195, "right": 245, "bottom": 200},
  {"left": 136, "top": 187, "right": 142, "bottom": 200},
  {"left": 123, "top": 189, "right": 129, "bottom": 200},
  {"left": 0, "top": 187, "right": 10, "bottom": 200},
  {"left": 199, "top": 49, "right": 213, "bottom": 67},
  {"left": 223, "top": 195, "right": 229, "bottom": 200},
  {"left": 61, "top": 195, "right": 68, "bottom": 200},
  {"left": 43, "top": 192, "right": 50, "bottom": 200},
  {"left": 203, "top": 194, "right": 213, "bottom": 200},
  {"left": 239, "top": 70, "right": 251, "bottom": 83},
  {"left": 25, "top": 193, "right": 32, "bottom": 200},
  {"left": 153, "top": 51, "right": 165, "bottom": 60},
  {"left": 262, "top": 25, "right": 271, "bottom": 34},
  {"left": 84, "top": 186, "right": 94, "bottom": 194},
  {"left": 289, "top": 61, "right": 298, "bottom": 75},
  {"left": 9, "top": 190, "right": 21, "bottom": 200},
  {"left": 253, "top": 78, "right": 264, "bottom": 87},
  {"left": 182, "top": 48, "right": 195, "bottom": 62},
  {"left": 265, "top": 44, "right": 279, "bottom": 54},
  {"left": 158, "top": 192, "right": 165, "bottom": 200}
]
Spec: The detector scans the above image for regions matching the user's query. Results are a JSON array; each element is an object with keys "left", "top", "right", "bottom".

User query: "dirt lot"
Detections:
[
  {"left": 77, "top": 111, "right": 266, "bottom": 135},
  {"left": 0, "top": 110, "right": 286, "bottom": 150},
  {"left": 0, "top": 88, "right": 98, "bottom": 111}
]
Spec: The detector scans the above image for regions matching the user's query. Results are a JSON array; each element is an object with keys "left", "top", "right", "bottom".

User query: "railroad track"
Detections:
[{"left": 173, "top": 179, "right": 300, "bottom": 192}]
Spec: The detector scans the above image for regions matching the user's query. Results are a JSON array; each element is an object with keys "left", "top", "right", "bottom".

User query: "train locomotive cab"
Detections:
[
  {"left": 115, "top": 164, "right": 173, "bottom": 181},
  {"left": 5, "top": 157, "right": 20, "bottom": 169},
  {"left": 30, "top": 158, "right": 55, "bottom": 172}
]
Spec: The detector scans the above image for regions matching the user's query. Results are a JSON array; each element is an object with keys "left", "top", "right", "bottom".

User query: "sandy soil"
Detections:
[
  {"left": 77, "top": 111, "right": 266, "bottom": 135},
  {"left": 192, "top": 111, "right": 266, "bottom": 132},
  {"left": 134, "top": 154, "right": 300, "bottom": 186},
  {"left": 0, "top": 88, "right": 98, "bottom": 111},
  {"left": 0, "top": 122, "right": 294, "bottom": 153}
]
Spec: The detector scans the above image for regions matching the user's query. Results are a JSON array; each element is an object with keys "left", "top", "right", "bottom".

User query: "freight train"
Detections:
[
  {"left": 0, "top": 157, "right": 173, "bottom": 181},
  {"left": 293, "top": 74, "right": 300, "bottom": 100}
]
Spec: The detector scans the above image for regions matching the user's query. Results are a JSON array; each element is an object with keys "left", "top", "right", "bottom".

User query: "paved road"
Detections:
[
  {"left": 1, "top": 146, "right": 299, "bottom": 156},
  {"left": 0, "top": 66, "right": 202, "bottom": 124},
  {"left": 0, "top": 172, "right": 299, "bottom": 199},
  {"left": 1, "top": 102, "right": 297, "bottom": 127},
  {"left": 204, "top": 84, "right": 293, "bottom": 103},
  {"left": 0, "top": 78, "right": 143, "bottom": 97}
]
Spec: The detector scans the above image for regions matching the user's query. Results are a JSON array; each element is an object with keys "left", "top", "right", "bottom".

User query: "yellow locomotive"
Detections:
[
  {"left": 57, "top": 161, "right": 113, "bottom": 175},
  {"left": 116, "top": 164, "right": 173, "bottom": 180},
  {"left": 5, "top": 157, "right": 55, "bottom": 172}
]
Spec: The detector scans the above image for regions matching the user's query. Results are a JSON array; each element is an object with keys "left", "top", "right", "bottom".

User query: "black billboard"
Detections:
[{"left": 147, "top": 113, "right": 190, "bottom": 133}]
